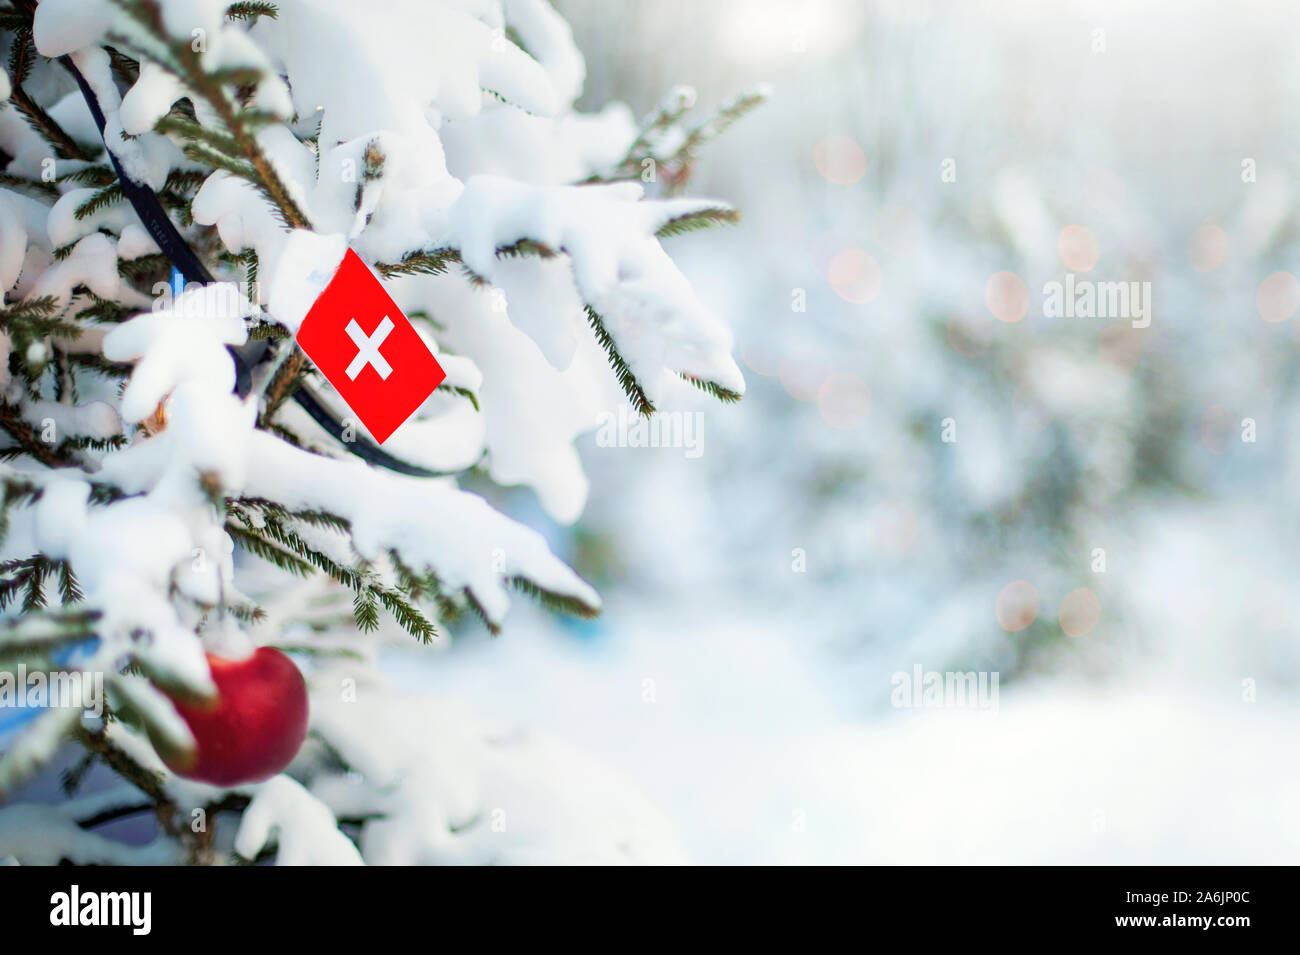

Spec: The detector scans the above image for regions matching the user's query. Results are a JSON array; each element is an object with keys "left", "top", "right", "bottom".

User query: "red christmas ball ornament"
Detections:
[{"left": 163, "top": 647, "right": 309, "bottom": 786}]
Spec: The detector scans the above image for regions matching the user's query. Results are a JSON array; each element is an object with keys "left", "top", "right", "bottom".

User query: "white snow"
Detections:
[
  {"left": 242, "top": 431, "right": 600, "bottom": 625},
  {"left": 102, "top": 284, "right": 252, "bottom": 423},
  {"left": 234, "top": 775, "right": 364, "bottom": 865},
  {"left": 500, "top": 0, "right": 585, "bottom": 109},
  {"left": 32, "top": 233, "right": 121, "bottom": 307},
  {"left": 263, "top": 229, "right": 347, "bottom": 334},
  {"left": 449, "top": 176, "right": 745, "bottom": 405},
  {"left": 0, "top": 803, "right": 179, "bottom": 865},
  {"left": 0, "top": 192, "right": 27, "bottom": 294},
  {"left": 18, "top": 398, "right": 121, "bottom": 442},
  {"left": 30, "top": 0, "right": 116, "bottom": 58},
  {"left": 308, "top": 673, "right": 686, "bottom": 864}
]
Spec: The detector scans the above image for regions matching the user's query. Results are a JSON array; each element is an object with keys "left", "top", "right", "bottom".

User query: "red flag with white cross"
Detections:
[{"left": 295, "top": 249, "right": 446, "bottom": 444}]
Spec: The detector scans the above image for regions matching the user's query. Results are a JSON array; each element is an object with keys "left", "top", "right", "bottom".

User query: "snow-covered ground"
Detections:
[{"left": 388, "top": 593, "right": 1300, "bottom": 864}]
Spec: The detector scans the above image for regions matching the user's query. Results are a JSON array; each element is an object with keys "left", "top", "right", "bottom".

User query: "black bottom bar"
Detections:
[{"left": 0, "top": 865, "right": 1285, "bottom": 941}]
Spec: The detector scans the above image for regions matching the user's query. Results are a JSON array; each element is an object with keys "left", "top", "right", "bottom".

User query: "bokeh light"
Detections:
[
  {"left": 1058, "top": 588, "right": 1101, "bottom": 637},
  {"left": 828, "top": 249, "right": 882, "bottom": 303},
  {"left": 985, "top": 271, "right": 1029, "bottom": 323},
  {"left": 1189, "top": 223, "right": 1228, "bottom": 272},
  {"left": 813, "top": 136, "right": 867, "bottom": 185},
  {"left": 810, "top": 229, "right": 857, "bottom": 275},
  {"left": 1058, "top": 224, "right": 1099, "bottom": 272},
  {"left": 1257, "top": 271, "right": 1300, "bottom": 322},
  {"left": 996, "top": 580, "right": 1039, "bottom": 632}
]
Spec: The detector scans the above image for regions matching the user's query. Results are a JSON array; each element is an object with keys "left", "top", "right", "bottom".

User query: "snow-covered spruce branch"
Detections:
[
  {"left": 598, "top": 84, "right": 770, "bottom": 194},
  {"left": 0, "top": 0, "right": 752, "bottom": 863},
  {"left": 111, "top": 0, "right": 308, "bottom": 228},
  {"left": 375, "top": 185, "right": 746, "bottom": 414},
  {"left": 5, "top": 20, "right": 96, "bottom": 161}
]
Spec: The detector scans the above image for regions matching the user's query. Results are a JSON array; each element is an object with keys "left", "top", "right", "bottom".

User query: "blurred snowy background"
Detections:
[{"left": 388, "top": 0, "right": 1300, "bottom": 863}]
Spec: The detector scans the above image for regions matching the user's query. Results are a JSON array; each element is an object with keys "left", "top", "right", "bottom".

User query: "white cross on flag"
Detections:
[
  {"left": 345, "top": 316, "right": 394, "bottom": 380},
  {"left": 295, "top": 250, "right": 446, "bottom": 443}
]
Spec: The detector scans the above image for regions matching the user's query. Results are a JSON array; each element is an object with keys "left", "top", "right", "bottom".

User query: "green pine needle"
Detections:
[
  {"left": 74, "top": 184, "right": 125, "bottom": 221},
  {"left": 56, "top": 166, "right": 119, "bottom": 187},
  {"left": 655, "top": 206, "right": 740, "bottom": 238},
  {"left": 511, "top": 576, "right": 601, "bottom": 620},
  {"left": 376, "top": 248, "right": 460, "bottom": 278},
  {"left": 226, "top": 2, "right": 279, "bottom": 22},
  {"left": 351, "top": 587, "right": 380, "bottom": 633},
  {"left": 157, "top": 116, "right": 243, "bottom": 158},
  {"left": 679, "top": 373, "right": 742, "bottom": 404},
  {"left": 225, "top": 524, "right": 316, "bottom": 577},
  {"left": 376, "top": 589, "right": 438, "bottom": 643},
  {"left": 584, "top": 306, "right": 655, "bottom": 416}
]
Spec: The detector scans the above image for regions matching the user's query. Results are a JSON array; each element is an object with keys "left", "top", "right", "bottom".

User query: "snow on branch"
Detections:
[
  {"left": 233, "top": 775, "right": 363, "bottom": 865},
  {"left": 448, "top": 177, "right": 745, "bottom": 411},
  {"left": 240, "top": 432, "right": 601, "bottom": 629},
  {"left": 0, "top": 802, "right": 180, "bottom": 864}
]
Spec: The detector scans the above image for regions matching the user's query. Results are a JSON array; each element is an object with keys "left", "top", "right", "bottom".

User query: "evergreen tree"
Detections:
[{"left": 0, "top": 0, "right": 756, "bottom": 864}]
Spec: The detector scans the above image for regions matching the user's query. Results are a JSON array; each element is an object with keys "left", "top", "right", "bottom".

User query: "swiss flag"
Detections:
[{"left": 295, "top": 249, "right": 446, "bottom": 444}]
